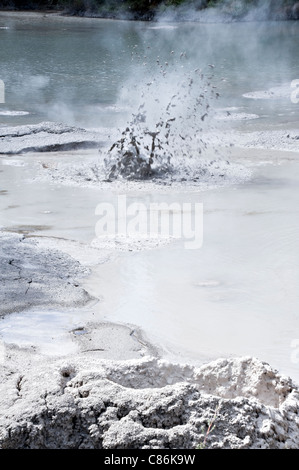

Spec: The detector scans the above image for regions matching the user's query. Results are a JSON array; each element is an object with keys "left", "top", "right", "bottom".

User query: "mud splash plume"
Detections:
[{"left": 102, "top": 58, "right": 220, "bottom": 181}]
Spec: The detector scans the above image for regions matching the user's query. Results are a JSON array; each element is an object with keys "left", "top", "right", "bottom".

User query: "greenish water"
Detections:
[{"left": 0, "top": 13, "right": 299, "bottom": 129}]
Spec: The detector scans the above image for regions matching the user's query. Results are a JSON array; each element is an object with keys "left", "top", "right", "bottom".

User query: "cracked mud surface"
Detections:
[{"left": 0, "top": 231, "right": 93, "bottom": 315}]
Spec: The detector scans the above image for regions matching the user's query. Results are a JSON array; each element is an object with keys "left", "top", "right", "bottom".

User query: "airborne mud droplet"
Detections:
[{"left": 103, "top": 60, "right": 225, "bottom": 182}]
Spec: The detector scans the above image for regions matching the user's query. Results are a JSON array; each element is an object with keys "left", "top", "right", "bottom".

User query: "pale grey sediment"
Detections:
[
  {"left": 0, "top": 231, "right": 93, "bottom": 315},
  {"left": 0, "top": 352, "right": 299, "bottom": 449},
  {"left": 1, "top": 233, "right": 299, "bottom": 449},
  {"left": 1, "top": 150, "right": 299, "bottom": 448},
  {"left": 1, "top": 161, "right": 299, "bottom": 449},
  {"left": 0, "top": 122, "right": 104, "bottom": 155}
]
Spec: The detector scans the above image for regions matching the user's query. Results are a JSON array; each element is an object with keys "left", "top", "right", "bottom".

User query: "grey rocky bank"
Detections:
[
  {"left": 0, "top": 122, "right": 103, "bottom": 155},
  {"left": 0, "top": 354, "right": 299, "bottom": 449},
  {"left": 0, "top": 231, "right": 92, "bottom": 314}
]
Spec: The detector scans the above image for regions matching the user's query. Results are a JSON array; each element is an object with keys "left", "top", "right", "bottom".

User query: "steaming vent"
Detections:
[
  {"left": 102, "top": 62, "right": 225, "bottom": 182},
  {"left": 101, "top": 58, "right": 248, "bottom": 185}
]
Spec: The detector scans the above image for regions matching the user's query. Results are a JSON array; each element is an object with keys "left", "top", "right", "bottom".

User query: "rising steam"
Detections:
[{"left": 102, "top": 56, "right": 222, "bottom": 181}]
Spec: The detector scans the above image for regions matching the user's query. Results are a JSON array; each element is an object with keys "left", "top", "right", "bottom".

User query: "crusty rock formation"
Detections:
[{"left": 0, "top": 354, "right": 298, "bottom": 449}]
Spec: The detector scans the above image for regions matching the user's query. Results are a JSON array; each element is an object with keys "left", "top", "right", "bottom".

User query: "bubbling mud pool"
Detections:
[
  {"left": 83, "top": 157, "right": 299, "bottom": 382},
  {"left": 0, "top": 146, "right": 299, "bottom": 384}
]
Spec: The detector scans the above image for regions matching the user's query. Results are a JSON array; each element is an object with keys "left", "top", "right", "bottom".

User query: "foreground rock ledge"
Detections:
[{"left": 0, "top": 354, "right": 298, "bottom": 449}]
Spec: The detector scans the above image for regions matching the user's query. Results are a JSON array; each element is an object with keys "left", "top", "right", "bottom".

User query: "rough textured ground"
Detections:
[
  {"left": 0, "top": 231, "right": 93, "bottom": 315},
  {"left": 0, "top": 353, "right": 298, "bottom": 449},
  {"left": 1, "top": 226, "right": 299, "bottom": 449}
]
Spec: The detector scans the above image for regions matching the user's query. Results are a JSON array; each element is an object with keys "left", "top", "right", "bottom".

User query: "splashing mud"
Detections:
[
  {"left": 31, "top": 56, "right": 251, "bottom": 189},
  {"left": 102, "top": 62, "right": 229, "bottom": 182}
]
